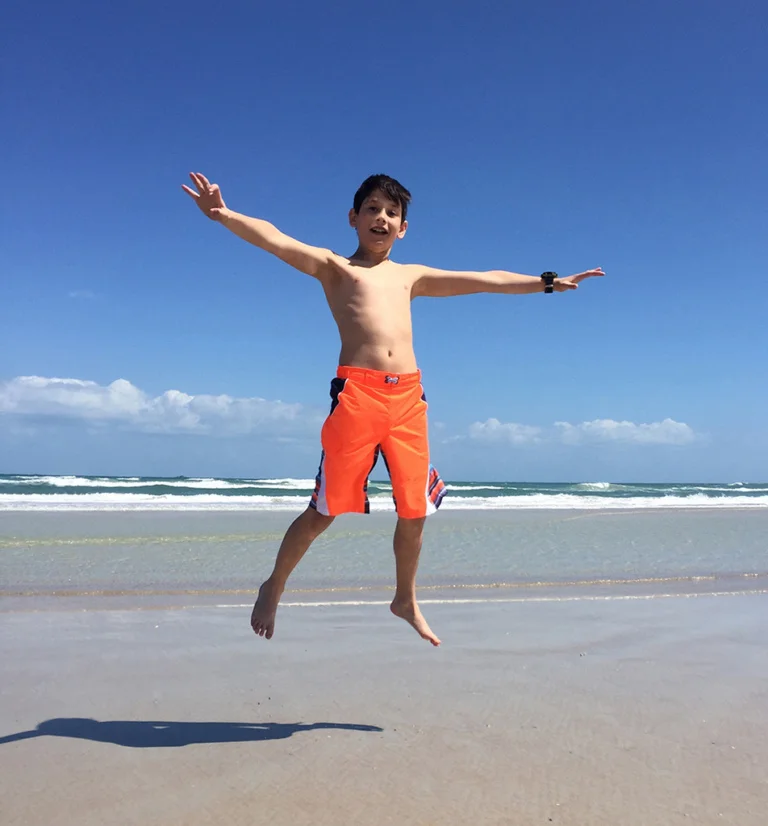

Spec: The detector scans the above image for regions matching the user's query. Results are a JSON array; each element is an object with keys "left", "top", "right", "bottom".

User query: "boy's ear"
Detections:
[
  {"left": 397, "top": 220, "right": 408, "bottom": 239},
  {"left": 348, "top": 208, "right": 358, "bottom": 228}
]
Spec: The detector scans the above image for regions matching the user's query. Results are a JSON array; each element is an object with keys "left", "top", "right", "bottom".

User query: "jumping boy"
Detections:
[{"left": 183, "top": 172, "right": 604, "bottom": 646}]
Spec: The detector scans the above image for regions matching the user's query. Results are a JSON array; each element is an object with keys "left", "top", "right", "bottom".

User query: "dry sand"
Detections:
[{"left": 1, "top": 589, "right": 767, "bottom": 825}]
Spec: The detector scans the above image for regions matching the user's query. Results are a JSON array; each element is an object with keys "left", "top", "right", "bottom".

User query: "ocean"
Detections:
[
  {"left": 2, "top": 474, "right": 767, "bottom": 597},
  {"left": 1, "top": 474, "right": 767, "bottom": 511}
]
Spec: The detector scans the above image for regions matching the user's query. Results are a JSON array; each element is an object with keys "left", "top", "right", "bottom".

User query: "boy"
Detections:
[{"left": 183, "top": 172, "right": 604, "bottom": 646}]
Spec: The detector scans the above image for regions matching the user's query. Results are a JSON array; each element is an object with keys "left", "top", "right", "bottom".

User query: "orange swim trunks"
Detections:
[{"left": 310, "top": 366, "right": 446, "bottom": 518}]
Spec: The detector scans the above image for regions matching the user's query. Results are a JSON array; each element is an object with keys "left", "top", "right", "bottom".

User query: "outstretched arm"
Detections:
[
  {"left": 0, "top": 729, "right": 40, "bottom": 745},
  {"left": 182, "top": 172, "right": 332, "bottom": 279},
  {"left": 411, "top": 266, "right": 605, "bottom": 297}
]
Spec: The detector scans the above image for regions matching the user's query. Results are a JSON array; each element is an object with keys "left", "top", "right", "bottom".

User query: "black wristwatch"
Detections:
[{"left": 540, "top": 271, "right": 558, "bottom": 293}]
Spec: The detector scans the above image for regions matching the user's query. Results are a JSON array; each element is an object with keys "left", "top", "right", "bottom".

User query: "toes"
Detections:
[{"left": 251, "top": 612, "right": 275, "bottom": 638}]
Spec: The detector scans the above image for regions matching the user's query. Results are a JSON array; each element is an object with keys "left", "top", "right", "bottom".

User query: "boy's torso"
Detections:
[{"left": 319, "top": 256, "right": 421, "bottom": 373}]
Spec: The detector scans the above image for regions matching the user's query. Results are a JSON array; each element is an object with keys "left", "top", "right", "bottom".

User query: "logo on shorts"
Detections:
[{"left": 384, "top": 376, "right": 399, "bottom": 384}]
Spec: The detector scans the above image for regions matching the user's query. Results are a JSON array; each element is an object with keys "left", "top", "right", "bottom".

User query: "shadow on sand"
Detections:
[{"left": 0, "top": 718, "right": 383, "bottom": 748}]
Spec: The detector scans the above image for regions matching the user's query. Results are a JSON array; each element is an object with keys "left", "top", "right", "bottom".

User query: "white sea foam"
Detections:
[
  {"left": 2, "top": 476, "right": 315, "bottom": 490},
  {"left": 0, "top": 493, "right": 308, "bottom": 511},
  {"left": 686, "top": 485, "right": 768, "bottom": 493},
  {"left": 575, "top": 482, "right": 615, "bottom": 490},
  {"left": 238, "top": 478, "right": 316, "bottom": 489},
  {"left": 4, "top": 475, "right": 98, "bottom": 487},
  {"left": 1, "top": 492, "right": 766, "bottom": 512},
  {"left": 446, "top": 484, "right": 507, "bottom": 491},
  {"left": 439, "top": 493, "right": 768, "bottom": 510},
  {"left": 217, "top": 589, "right": 768, "bottom": 608}
]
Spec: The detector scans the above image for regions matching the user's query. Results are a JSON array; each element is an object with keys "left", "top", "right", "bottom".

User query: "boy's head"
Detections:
[{"left": 349, "top": 174, "right": 411, "bottom": 251}]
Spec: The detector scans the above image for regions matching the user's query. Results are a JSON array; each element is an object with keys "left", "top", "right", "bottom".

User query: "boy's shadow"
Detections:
[{"left": 0, "top": 718, "right": 383, "bottom": 748}]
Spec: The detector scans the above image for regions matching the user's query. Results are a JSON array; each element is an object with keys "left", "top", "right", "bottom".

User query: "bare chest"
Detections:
[{"left": 327, "top": 266, "right": 413, "bottom": 313}]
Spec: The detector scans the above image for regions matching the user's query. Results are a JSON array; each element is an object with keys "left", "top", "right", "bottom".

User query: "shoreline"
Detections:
[
  {"left": 4, "top": 574, "right": 767, "bottom": 616},
  {"left": 3, "top": 503, "right": 767, "bottom": 528},
  {"left": 2, "top": 503, "right": 767, "bottom": 513}
]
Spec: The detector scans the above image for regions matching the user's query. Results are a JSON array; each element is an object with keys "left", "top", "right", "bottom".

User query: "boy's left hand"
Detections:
[{"left": 555, "top": 267, "right": 605, "bottom": 291}]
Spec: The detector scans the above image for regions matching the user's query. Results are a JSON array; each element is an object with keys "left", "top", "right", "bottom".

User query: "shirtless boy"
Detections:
[{"left": 183, "top": 172, "right": 604, "bottom": 646}]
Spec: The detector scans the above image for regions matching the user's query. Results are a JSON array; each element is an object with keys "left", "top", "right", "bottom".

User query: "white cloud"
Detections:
[
  {"left": 462, "top": 416, "right": 698, "bottom": 447},
  {"left": 468, "top": 418, "right": 543, "bottom": 445},
  {"left": 1, "top": 378, "right": 699, "bottom": 449},
  {"left": 0, "top": 376, "right": 321, "bottom": 437},
  {"left": 554, "top": 418, "right": 697, "bottom": 445},
  {"left": 68, "top": 290, "right": 96, "bottom": 300}
]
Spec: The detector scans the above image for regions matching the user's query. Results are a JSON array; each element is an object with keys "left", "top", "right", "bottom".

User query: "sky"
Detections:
[{"left": 1, "top": 0, "right": 766, "bottom": 482}]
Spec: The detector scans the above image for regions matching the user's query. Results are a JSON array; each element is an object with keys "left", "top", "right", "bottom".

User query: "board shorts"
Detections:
[{"left": 309, "top": 366, "right": 446, "bottom": 518}]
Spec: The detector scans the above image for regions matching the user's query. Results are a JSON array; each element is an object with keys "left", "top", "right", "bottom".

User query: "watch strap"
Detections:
[{"left": 540, "top": 271, "right": 557, "bottom": 294}]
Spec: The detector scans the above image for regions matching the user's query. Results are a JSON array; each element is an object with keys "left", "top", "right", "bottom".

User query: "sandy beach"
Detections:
[
  {"left": 2, "top": 584, "right": 767, "bottom": 825},
  {"left": 2, "top": 508, "right": 767, "bottom": 823}
]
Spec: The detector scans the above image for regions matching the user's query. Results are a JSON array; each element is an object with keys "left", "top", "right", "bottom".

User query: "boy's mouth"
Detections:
[{"left": 370, "top": 227, "right": 388, "bottom": 235}]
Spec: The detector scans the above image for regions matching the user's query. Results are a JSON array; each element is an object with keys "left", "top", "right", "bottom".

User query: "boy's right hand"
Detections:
[{"left": 182, "top": 172, "right": 228, "bottom": 221}]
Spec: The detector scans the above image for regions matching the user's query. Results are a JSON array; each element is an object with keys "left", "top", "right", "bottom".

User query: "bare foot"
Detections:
[
  {"left": 250, "top": 580, "right": 283, "bottom": 640},
  {"left": 390, "top": 598, "right": 441, "bottom": 646}
]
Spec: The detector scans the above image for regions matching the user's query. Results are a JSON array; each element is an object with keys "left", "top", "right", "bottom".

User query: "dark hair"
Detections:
[{"left": 353, "top": 174, "right": 411, "bottom": 222}]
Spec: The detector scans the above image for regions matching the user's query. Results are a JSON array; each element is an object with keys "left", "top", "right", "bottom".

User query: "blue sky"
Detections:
[{"left": 1, "top": 0, "right": 766, "bottom": 481}]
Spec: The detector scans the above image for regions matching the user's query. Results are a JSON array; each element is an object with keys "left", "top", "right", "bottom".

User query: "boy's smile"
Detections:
[{"left": 349, "top": 190, "right": 408, "bottom": 252}]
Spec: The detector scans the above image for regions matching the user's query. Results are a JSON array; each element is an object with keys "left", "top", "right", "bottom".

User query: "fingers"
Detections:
[
  {"left": 196, "top": 172, "right": 215, "bottom": 193},
  {"left": 184, "top": 173, "right": 223, "bottom": 216},
  {"left": 568, "top": 268, "right": 605, "bottom": 282},
  {"left": 188, "top": 172, "right": 216, "bottom": 195},
  {"left": 189, "top": 172, "right": 222, "bottom": 206},
  {"left": 188, "top": 172, "right": 205, "bottom": 193}
]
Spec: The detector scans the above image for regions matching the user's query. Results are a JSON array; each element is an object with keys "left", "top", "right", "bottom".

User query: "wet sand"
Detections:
[{"left": 1, "top": 590, "right": 767, "bottom": 825}]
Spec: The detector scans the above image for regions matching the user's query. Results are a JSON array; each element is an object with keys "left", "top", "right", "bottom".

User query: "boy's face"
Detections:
[{"left": 349, "top": 190, "right": 408, "bottom": 250}]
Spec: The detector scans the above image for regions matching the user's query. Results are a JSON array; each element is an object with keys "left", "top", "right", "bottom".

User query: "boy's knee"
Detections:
[
  {"left": 302, "top": 507, "right": 335, "bottom": 536},
  {"left": 396, "top": 516, "right": 426, "bottom": 535}
]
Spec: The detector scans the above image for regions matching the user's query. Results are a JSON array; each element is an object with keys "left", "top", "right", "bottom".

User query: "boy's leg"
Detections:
[
  {"left": 251, "top": 506, "right": 334, "bottom": 639},
  {"left": 379, "top": 378, "right": 444, "bottom": 646},
  {"left": 389, "top": 516, "right": 441, "bottom": 646}
]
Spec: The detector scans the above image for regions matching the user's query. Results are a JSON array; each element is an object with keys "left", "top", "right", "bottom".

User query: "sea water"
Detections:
[
  {"left": 1, "top": 475, "right": 766, "bottom": 596},
  {"left": 2, "top": 474, "right": 767, "bottom": 511}
]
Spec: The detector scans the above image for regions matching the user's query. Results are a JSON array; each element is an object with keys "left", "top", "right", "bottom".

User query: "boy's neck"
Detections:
[{"left": 349, "top": 245, "right": 392, "bottom": 266}]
